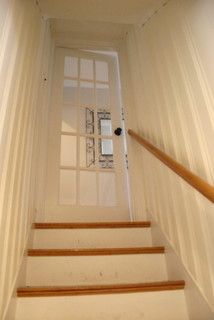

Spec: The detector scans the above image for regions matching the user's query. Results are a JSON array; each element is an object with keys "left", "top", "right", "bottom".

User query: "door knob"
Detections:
[{"left": 114, "top": 127, "right": 122, "bottom": 136}]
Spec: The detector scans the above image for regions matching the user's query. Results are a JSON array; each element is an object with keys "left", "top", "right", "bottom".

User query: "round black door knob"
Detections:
[{"left": 114, "top": 127, "right": 122, "bottom": 136}]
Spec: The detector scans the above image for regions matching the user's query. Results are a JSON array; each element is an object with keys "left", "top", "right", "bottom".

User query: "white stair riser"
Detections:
[
  {"left": 26, "top": 254, "right": 167, "bottom": 286},
  {"left": 32, "top": 228, "right": 152, "bottom": 249},
  {"left": 15, "top": 291, "right": 189, "bottom": 320}
]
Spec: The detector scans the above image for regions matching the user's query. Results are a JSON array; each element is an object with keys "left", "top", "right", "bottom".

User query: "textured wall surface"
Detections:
[
  {"left": 122, "top": 0, "right": 214, "bottom": 311},
  {"left": 0, "top": 0, "right": 53, "bottom": 318}
]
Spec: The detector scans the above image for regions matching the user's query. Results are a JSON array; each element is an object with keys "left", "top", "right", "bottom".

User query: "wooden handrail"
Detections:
[{"left": 128, "top": 129, "right": 214, "bottom": 203}]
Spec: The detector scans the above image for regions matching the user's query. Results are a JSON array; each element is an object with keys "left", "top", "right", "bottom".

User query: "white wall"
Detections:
[
  {"left": 121, "top": 0, "right": 214, "bottom": 313},
  {"left": 0, "top": 0, "right": 54, "bottom": 318}
]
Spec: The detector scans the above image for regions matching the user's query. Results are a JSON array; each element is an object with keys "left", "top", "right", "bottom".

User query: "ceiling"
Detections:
[
  {"left": 38, "top": 0, "right": 165, "bottom": 24},
  {"left": 51, "top": 20, "right": 130, "bottom": 43}
]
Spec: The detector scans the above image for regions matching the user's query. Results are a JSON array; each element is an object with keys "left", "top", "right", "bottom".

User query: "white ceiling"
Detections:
[
  {"left": 51, "top": 20, "right": 130, "bottom": 43},
  {"left": 38, "top": 0, "right": 165, "bottom": 24}
]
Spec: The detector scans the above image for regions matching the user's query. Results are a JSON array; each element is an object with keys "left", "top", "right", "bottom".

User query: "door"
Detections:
[{"left": 44, "top": 48, "right": 129, "bottom": 221}]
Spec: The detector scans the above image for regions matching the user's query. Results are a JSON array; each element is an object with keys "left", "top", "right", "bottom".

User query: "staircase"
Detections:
[{"left": 15, "top": 221, "right": 189, "bottom": 319}]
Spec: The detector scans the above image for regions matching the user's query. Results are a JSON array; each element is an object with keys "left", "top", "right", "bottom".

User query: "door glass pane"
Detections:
[
  {"left": 80, "top": 59, "right": 93, "bottom": 80},
  {"left": 79, "top": 107, "right": 95, "bottom": 134},
  {"left": 99, "top": 172, "right": 116, "bottom": 206},
  {"left": 60, "top": 135, "right": 76, "bottom": 166},
  {"left": 63, "top": 80, "right": 78, "bottom": 105},
  {"left": 59, "top": 170, "right": 76, "bottom": 205},
  {"left": 99, "top": 138, "right": 114, "bottom": 169},
  {"left": 96, "top": 83, "right": 110, "bottom": 108},
  {"left": 95, "top": 61, "right": 108, "bottom": 82},
  {"left": 100, "top": 119, "right": 112, "bottom": 135},
  {"left": 64, "top": 56, "right": 78, "bottom": 78},
  {"left": 101, "top": 139, "right": 113, "bottom": 155},
  {"left": 61, "top": 105, "right": 77, "bottom": 133},
  {"left": 97, "top": 110, "right": 111, "bottom": 135},
  {"left": 80, "top": 137, "right": 96, "bottom": 168},
  {"left": 80, "top": 171, "right": 97, "bottom": 205},
  {"left": 80, "top": 81, "right": 94, "bottom": 107}
]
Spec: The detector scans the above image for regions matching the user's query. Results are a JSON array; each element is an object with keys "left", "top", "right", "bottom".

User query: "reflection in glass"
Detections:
[
  {"left": 79, "top": 108, "right": 94, "bottom": 134},
  {"left": 100, "top": 119, "right": 112, "bottom": 136},
  {"left": 99, "top": 138, "right": 114, "bottom": 169},
  {"left": 101, "top": 139, "right": 113, "bottom": 155},
  {"left": 98, "top": 110, "right": 111, "bottom": 135},
  {"left": 80, "top": 137, "right": 95, "bottom": 168}
]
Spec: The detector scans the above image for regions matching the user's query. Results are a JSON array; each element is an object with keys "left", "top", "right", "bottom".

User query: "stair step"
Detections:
[
  {"left": 16, "top": 220, "right": 189, "bottom": 320},
  {"left": 28, "top": 247, "right": 164, "bottom": 256},
  {"left": 15, "top": 288, "right": 189, "bottom": 320},
  {"left": 34, "top": 221, "right": 151, "bottom": 229},
  {"left": 15, "top": 287, "right": 189, "bottom": 320},
  {"left": 32, "top": 227, "right": 152, "bottom": 248},
  {"left": 26, "top": 253, "right": 167, "bottom": 286},
  {"left": 17, "top": 280, "right": 185, "bottom": 297}
]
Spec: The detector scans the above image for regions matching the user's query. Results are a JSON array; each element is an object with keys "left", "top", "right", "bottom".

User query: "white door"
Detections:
[{"left": 44, "top": 48, "right": 129, "bottom": 221}]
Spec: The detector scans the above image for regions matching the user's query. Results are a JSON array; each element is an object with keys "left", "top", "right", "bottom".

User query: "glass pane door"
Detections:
[
  {"left": 59, "top": 53, "right": 116, "bottom": 207},
  {"left": 45, "top": 48, "right": 129, "bottom": 220}
]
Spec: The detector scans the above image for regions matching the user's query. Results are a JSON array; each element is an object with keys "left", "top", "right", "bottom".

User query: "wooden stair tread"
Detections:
[
  {"left": 34, "top": 221, "right": 151, "bottom": 229},
  {"left": 28, "top": 247, "right": 164, "bottom": 256},
  {"left": 17, "top": 280, "right": 185, "bottom": 297}
]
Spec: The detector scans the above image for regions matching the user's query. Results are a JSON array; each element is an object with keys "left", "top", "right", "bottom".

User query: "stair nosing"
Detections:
[
  {"left": 34, "top": 221, "right": 151, "bottom": 229},
  {"left": 28, "top": 246, "right": 165, "bottom": 256},
  {"left": 17, "top": 280, "right": 185, "bottom": 297}
]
